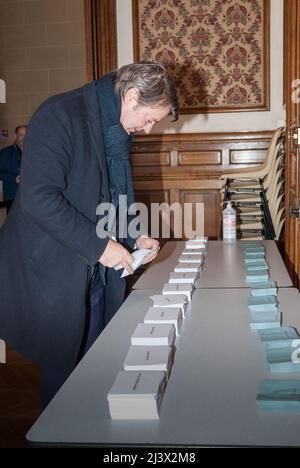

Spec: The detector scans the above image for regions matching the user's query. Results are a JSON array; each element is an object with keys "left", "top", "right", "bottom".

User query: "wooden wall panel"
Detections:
[
  {"left": 178, "top": 152, "right": 222, "bottom": 166},
  {"left": 132, "top": 131, "right": 273, "bottom": 240},
  {"left": 179, "top": 190, "right": 220, "bottom": 240},
  {"left": 84, "top": 0, "right": 117, "bottom": 80},
  {"left": 131, "top": 153, "right": 170, "bottom": 167},
  {"left": 132, "top": 189, "right": 172, "bottom": 241},
  {"left": 230, "top": 149, "right": 267, "bottom": 165}
]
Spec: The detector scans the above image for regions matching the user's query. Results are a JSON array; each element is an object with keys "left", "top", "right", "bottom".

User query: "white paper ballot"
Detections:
[
  {"left": 186, "top": 236, "right": 208, "bottom": 243},
  {"left": 150, "top": 294, "right": 188, "bottom": 316},
  {"left": 131, "top": 323, "right": 176, "bottom": 347},
  {"left": 178, "top": 255, "right": 203, "bottom": 264},
  {"left": 162, "top": 282, "right": 194, "bottom": 302},
  {"left": 169, "top": 271, "right": 198, "bottom": 284},
  {"left": 185, "top": 242, "right": 207, "bottom": 250},
  {"left": 181, "top": 248, "right": 206, "bottom": 256},
  {"left": 123, "top": 346, "right": 173, "bottom": 373},
  {"left": 174, "top": 263, "right": 201, "bottom": 273},
  {"left": 107, "top": 370, "right": 167, "bottom": 420},
  {"left": 144, "top": 306, "right": 183, "bottom": 335},
  {"left": 114, "top": 248, "right": 152, "bottom": 278}
]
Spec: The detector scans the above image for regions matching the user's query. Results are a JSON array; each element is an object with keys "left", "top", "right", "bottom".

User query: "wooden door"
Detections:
[{"left": 285, "top": 0, "right": 300, "bottom": 288}]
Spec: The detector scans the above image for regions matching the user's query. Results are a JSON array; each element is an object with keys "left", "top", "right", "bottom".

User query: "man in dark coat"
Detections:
[
  {"left": 0, "top": 125, "right": 27, "bottom": 213},
  {"left": 0, "top": 62, "right": 178, "bottom": 407}
]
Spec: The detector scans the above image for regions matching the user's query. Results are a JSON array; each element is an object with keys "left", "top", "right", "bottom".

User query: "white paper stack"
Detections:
[
  {"left": 114, "top": 248, "right": 152, "bottom": 278},
  {"left": 178, "top": 255, "right": 203, "bottom": 264},
  {"left": 174, "top": 263, "right": 201, "bottom": 273},
  {"left": 123, "top": 346, "right": 173, "bottom": 374},
  {"left": 186, "top": 236, "right": 208, "bottom": 243},
  {"left": 181, "top": 248, "right": 206, "bottom": 256},
  {"left": 185, "top": 237, "right": 208, "bottom": 250},
  {"left": 144, "top": 306, "right": 183, "bottom": 335},
  {"left": 151, "top": 294, "right": 188, "bottom": 316},
  {"left": 107, "top": 370, "right": 167, "bottom": 420},
  {"left": 169, "top": 271, "right": 198, "bottom": 284},
  {"left": 185, "top": 242, "right": 207, "bottom": 250},
  {"left": 131, "top": 323, "right": 176, "bottom": 347},
  {"left": 162, "top": 282, "right": 194, "bottom": 302}
]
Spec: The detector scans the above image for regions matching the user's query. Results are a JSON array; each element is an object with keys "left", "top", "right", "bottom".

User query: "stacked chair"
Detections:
[{"left": 220, "top": 128, "right": 285, "bottom": 241}]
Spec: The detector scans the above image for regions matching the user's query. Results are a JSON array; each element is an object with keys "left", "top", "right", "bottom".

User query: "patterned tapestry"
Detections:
[{"left": 133, "top": 0, "right": 269, "bottom": 113}]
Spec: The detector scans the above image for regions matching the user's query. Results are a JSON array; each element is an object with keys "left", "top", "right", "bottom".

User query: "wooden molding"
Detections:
[
  {"left": 131, "top": 131, "right": 273, "bottom": 178},
  {"left": 132, "top": 131, "right": 273, "bottom": 144},
  {"left": 132, "top": 0, "right": 140, "bottom": 64},
  {"left": 84, "top": 0, "right": 117, "bottom": 81},
  {"left": 284, "top": 0, "right": 300, "bottom": 287}
]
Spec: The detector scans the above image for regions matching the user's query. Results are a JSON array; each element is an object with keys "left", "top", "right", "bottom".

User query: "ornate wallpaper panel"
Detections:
[{"left": 132, "top": 0, "right": 270, "bottom": 113}]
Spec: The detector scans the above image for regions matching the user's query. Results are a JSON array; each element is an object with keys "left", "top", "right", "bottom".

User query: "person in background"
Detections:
[
  {"left": 0, "top": 125, "right": 27, "bottom": 214},
  {"left": 0, "top": 62, "right": 179, "bottom": 408}
]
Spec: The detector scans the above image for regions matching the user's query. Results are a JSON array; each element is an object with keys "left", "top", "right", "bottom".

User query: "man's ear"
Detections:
[{"left": 123, "top": 87, "right": 140, "bottom": 105}]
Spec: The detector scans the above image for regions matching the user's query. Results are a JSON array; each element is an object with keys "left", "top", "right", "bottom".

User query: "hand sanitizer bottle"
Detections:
[{"left": 223, "top": 201, "right": 236, "bottom": 243}]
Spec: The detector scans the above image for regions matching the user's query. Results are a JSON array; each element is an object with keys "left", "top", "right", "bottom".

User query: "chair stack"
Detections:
[{"left": 220, "top": 128, "right": 285, "bottom": 241}]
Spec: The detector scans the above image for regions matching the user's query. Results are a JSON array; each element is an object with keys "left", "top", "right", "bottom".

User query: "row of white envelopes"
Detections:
[{"left": 107, "top": 237, "right": 208, "bottom": 420}]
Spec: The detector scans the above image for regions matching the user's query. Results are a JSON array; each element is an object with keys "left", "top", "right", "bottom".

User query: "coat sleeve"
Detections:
[
  {"left": 19, "top": 102, "right": 109, "bottom": 266},
  {"left": 0, "top": 148, "right": 17, "bottom": 183}
]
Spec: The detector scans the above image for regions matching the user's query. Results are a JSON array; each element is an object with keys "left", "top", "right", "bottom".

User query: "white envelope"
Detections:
[
  {"left": 174, "top": 263, "right": 201, "bottom": 273},
  {"left": 114, "top": 248, "right": 152, "bottom": 277},
  {"left": 178, "top": 255, "right": 203, "bottom": 264},
  {"left": 162, "top": 282, "right": 194, "bottom": 302},
  {"left": 150, "top": 294, "right": 188, "bottom": 316},
  {"left": 169, "top": 271, "right": 198, "bottom": 284}
]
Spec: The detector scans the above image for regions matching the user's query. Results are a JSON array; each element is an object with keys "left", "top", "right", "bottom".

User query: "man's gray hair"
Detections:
[{"left": 113, "top": 62, "right": 179, "bottom": 121}]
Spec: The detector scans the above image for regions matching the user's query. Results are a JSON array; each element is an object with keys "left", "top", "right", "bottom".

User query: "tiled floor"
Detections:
[
  {"left": 0, "top": 210, "right": 41, "bottom": 447},
  {"left": 0, "top": 346, "right": 41, "bottom": 448}
]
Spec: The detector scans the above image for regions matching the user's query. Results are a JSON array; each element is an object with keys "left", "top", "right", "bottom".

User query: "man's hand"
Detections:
[
  {"left": 16, "top": 175, "right": 21, "bottom": 184},
  {"left": 99, "top": 239, "right": 134, "bottom": 274},
  {"left": 136, "top": 236, "right": 160, "bottom": 264}
]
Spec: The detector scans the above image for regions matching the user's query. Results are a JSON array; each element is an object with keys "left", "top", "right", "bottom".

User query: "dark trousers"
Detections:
[
  {"left": 0, "top": 199, "right": 13, "bottom": 215},
  {"left": 40, "top": 269, "right": 105, "bottom": 409},
  {"left": 6, "top": 200, "right": 13, "bottom": 214}
]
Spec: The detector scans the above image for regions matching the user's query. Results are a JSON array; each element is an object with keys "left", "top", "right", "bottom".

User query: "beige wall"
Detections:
[{"left": 0, "top": 0, "right": 87, "bottom": 149}]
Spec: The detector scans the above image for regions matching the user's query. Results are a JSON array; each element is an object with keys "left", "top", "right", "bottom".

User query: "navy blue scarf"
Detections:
[{"left": 95, "top": 74, "right": 135, "bottom": 210}]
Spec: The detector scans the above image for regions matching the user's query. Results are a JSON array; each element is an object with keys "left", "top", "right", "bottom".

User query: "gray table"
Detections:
[
  {"left": 27, "top": 288, "right": 300, "bottom": 447},
  {"left": 133, "top": 241, "right": 293, "bottom": 290}
]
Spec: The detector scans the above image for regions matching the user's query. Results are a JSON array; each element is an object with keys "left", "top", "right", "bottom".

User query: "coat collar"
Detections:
[{"left": 83, "top": 82, "right": 110, "bottom": 201}]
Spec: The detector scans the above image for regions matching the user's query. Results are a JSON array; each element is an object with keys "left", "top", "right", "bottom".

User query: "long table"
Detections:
[
  {"left": 133, "top": 241, "right": 293, "bottom": 290},
  {"left": 27, "top": 288, "right": 300, "bottom": 447}
]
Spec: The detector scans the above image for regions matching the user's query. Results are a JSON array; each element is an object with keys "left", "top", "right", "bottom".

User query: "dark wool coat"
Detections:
[{"left": 0, "top": 82, "right": 126, "bottom": 371}]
